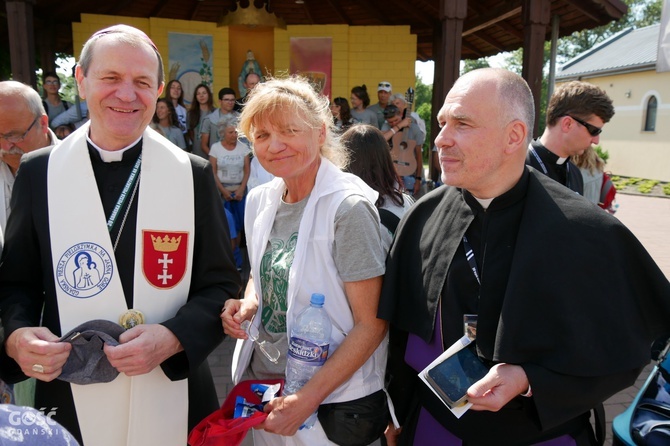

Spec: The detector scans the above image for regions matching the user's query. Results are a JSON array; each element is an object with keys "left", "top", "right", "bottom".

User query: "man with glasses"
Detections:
[
  {"left": 368, "top": 81, "right": 392, "bottom": 129},
  {"left": 0, "top": 81, "right": 58, "bottom": 235},
  {"left": 0, "top": 80, "right": 59, "bottom": 413},
  {"left": 526, "top": 81, "right": 614, "bottom": 195},
  {"left": 200, "top": 87, "right": 240, "bottom": 155}
]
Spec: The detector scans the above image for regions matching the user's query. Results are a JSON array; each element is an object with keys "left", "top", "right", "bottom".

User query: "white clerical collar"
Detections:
[
  {"left": 556, "top": 157, "right": 568, "bottom": 165},
  {"left": 474, "top": 197, "right": 494, "bottom": 210},
  {"left": 86, "top": 133, "right": 142, "bottom": 163}
]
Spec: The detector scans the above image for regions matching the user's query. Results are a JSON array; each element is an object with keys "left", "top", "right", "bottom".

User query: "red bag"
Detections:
[
  {"left": 188, "top": 379, "right": 284, "bottom": 446},
  {"left": 599, "top": 172, "right": 617, "bottom": 214}
]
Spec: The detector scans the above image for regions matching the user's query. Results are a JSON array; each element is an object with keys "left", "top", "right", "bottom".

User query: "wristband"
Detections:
[
  {"left": 391, "top": 127, "right": 397, "bottom": 135},
  {"left": 415, "top": 176, "right": 422, "bottom": 180},
  {"left": 520, "top": 384, "right": 532, "bottom": 397}
]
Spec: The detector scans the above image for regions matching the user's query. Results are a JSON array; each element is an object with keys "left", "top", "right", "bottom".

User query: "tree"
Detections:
[
  {"left": 558, "top": 0, "right": 663, "bottom": 62},
  {"left": 414, "top": 74, "right": 432, "bottom": 164},
  {"left": 498, "top": 0, "right": 662, "bottom": 134},
  {"left": 461, "top": 57, "right": 491, "bottom": 74}
]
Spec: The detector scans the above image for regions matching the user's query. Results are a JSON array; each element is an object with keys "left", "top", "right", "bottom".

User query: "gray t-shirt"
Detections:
[
  {"left": 351, "top": 108, "right": 378, "bottom": 127},
  {"left": 248, "top": 193, "right": 385, "bottom": 379}
]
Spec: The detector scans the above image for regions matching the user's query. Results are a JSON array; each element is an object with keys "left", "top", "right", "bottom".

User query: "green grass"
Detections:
[
  {"left": 637, "top": 180, "right": 659, "bottom": 194},
  {"left": 612, "top": 176, "right": 670, "bottom": 196}
]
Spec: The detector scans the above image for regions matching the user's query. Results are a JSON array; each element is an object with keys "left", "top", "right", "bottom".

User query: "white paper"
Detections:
[{"left": 418, "top": 335, "right": 473, "bottom": 419}]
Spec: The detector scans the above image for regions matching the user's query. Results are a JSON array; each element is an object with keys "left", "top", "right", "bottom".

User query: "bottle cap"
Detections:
[{"left": 310, "top": 293, "right": 325, "bottom": 306}]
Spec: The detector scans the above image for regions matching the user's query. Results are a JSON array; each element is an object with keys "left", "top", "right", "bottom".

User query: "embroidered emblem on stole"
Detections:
[
  {"left": 56, "top": 242, "right": 114, "bottom": 298},
  {"left": 142, "top": 231, "right": 189, "bottom": 289}
]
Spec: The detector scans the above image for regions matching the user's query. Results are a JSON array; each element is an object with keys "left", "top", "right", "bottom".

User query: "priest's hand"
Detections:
[
  {"left": 5, "top": 327, "right": 71, "bottom": 382},
  {"left": 466, "top": 363, "right": 529, "bottom": 412},
  {"left": 104, "top": 323, "right": 183, "bottom": 376}
]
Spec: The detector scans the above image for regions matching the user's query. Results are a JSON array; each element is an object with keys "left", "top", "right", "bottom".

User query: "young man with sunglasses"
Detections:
[{"left": 527, "top": 81, "right": 614, "bottom": 195}]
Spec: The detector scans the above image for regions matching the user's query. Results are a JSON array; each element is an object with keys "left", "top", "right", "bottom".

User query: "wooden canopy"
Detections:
[{"left": 2, "top": 0, "right": 627, "bottom": 138}]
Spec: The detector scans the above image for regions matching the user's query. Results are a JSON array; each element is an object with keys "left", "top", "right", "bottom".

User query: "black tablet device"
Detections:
[{"left": 424, "top": 345, "right": 490, "bottom": 408}]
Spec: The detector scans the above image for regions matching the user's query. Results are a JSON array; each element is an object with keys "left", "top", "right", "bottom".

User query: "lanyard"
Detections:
[
  {"left": 529, "top": 147, "right": 571, "bottom": 188},
  {"left": 106, "top": 154, "right": 142, "bottom": 233},
  {"left": 462, "top": 236, "right": 480, "bottom": 285}
]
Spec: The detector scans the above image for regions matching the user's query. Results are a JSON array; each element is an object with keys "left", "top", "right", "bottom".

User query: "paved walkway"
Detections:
[{"left": 207, "top": 192, "right": 670, "bottom": 445}]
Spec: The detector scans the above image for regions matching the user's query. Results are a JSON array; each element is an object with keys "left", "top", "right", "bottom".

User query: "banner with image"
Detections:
[
  {"left": 168, "top": 33, "right": 213, "bottom": 105},
  {"left": 290, "top": 37, "right": 332, "bottom": 98}
]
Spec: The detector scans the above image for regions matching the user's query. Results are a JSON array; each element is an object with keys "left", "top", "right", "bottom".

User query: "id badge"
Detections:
[{"left": 464, "top": 314, "right": 477, "bottom": 341}]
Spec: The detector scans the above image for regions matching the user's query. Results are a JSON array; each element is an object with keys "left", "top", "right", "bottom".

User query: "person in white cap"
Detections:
[{"left": 368, "top": 81, "right": 392, "bottom": 129}]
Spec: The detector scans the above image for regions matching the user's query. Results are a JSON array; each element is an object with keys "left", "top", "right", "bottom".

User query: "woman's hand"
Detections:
[
  {"left": 258, "top": 393, "right": 320, "bottom": 436},
  {"left": 234, "top": 187, "right": 245, "bottom": 201},
  {"left": 221, "top": 297, "right": 258, "bottom": 339},
  {"left": 221, "top": 190, "right": 233, "bottom": 202}
]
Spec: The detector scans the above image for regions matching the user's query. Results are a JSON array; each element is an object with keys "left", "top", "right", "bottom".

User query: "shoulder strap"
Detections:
[{"left": 378, "top": 208, "right": 401, "bottom": 234}]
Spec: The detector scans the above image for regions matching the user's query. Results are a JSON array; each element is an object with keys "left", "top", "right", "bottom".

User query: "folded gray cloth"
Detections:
[
  {"left": 0, "top": 404, "right": 80, "bottom": 445},
  {"left": 57, "top": 320, "right": 125, "bottom": 385}
]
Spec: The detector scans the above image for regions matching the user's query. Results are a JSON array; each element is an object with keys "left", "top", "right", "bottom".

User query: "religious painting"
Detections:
[
  {"left": 290, "top": 37, "right": 332, "bottom": 98},
  {"left": 168, "top": 33, "right": 214, "bottom": 105}
]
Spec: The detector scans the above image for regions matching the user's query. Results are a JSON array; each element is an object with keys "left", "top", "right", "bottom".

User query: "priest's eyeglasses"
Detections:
[
  {"left": 0, "top": 117, "right": 39, "bottom": 144},
  {"left": 567, "top": 115, "right": 602, "bottom": 137},
  {"left": 241, "top": 317, "right": 281, "bottom": 364}
]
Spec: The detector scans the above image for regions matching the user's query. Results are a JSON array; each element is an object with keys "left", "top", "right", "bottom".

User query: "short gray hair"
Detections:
[
  {"left": 217, "top": 114, "right": 239, "bottom": 139},
  {"left": 390, "top": 93, "right": 405, "bottom": 104},
  {"left": 0, "top": 81, "right": 46, "bottom": 119},
  {"left": 78, "top": 24, "right": 164, "bottom": 86}
]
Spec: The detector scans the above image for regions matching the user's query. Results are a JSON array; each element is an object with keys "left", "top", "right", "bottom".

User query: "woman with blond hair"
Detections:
[
  {"left": 572, "top": 146, "right": 616, "bottom": 213},
  {"left": 221, "top": 76, "right": 388, "bottom": 445}
]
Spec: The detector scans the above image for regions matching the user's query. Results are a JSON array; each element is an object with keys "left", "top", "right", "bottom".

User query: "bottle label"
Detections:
[{"left": 287, "top": 337, "right": 329, "bottom": 366}]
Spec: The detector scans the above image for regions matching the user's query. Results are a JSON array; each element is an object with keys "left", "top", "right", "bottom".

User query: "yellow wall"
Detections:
[
  {"left": 273, "top": 24, "right": 416, "bottom": 101},
  {"left": 565, "top": 71, "right": 670, "bottom": 181},
  {"left": 73, "top": 14, "right": 417, "bottom": 105}
]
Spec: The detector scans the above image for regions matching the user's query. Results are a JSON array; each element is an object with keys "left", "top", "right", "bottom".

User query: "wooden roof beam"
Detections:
[
  {"left": 560, "top": 0, "right": 600, "bottom": 22},
  {"left": 463, "top": 5, "right": 522, "bottom": 37},
  {"left": 150, "top": 0, "right": 170, "bottom": 17},
  {"left": 323, "top": 0, "right": 352, "bottom": 25},
  {"left": 472, "top": 31, "right": 505, "bottom": 51}
]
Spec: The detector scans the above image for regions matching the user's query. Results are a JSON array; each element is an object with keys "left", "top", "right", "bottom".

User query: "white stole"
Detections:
[{"left": 47, "top": 122, "right": 194, "bottom": 446}]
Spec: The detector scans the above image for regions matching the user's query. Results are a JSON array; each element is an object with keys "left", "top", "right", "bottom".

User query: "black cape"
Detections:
[{"left": 378, "top": 167, "right": 670, "bottom": 442}]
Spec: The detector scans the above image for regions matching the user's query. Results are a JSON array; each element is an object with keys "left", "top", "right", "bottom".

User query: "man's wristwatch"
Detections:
[{"left": 415, "top": 176, "right": 422, "bottom": 180}]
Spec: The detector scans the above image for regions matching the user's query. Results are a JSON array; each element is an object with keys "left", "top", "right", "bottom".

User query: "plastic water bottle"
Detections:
[{"left": 284, "top": 293, "right": 332, "bottom": 428}]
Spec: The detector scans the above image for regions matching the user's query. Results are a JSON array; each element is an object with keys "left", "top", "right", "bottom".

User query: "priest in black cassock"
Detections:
[
  {"left": 379, "top": 68, "right": 670, "bottom": 446},
  {"left": 526, "top": 80, "right": 615, "bottom": 196},
  {"left": 0, "top": 25, "right": 241, "bottom": 446}
]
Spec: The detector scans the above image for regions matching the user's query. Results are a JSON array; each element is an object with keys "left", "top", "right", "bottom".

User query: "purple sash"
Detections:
[{"left": 404, "top": 317, "right": 575, "bottom": 445}]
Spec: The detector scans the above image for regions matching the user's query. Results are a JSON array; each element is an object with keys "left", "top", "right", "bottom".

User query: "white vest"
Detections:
[
  {"left": 47, "top": 123, "right": 194, "bottom": 446},
  {"left": 233, "top": 158, "right": 387, "bottom": 403}
]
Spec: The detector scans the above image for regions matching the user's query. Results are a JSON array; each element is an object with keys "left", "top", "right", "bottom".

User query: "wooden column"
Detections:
[
  {"left": 39, "top": 24, "right": 57, "bottom": 75},
  {"left": 6, "top": 0, "right": 37, "bottom": 87},
  {"left": 431, "top": 0, "right": 467, "bottom": 181},
  {"left": 521, "top": 0, "right": 550, "bottom": 137}
]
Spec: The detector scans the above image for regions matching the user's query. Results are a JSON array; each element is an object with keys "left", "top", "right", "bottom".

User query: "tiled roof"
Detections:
[{"left": 557, "top": 24, "right": 659, "bottom": 79}]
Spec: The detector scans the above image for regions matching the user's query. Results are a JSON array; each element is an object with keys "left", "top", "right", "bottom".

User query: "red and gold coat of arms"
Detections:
[{"left": 142, "top": 230, "right": 189, "bottom": 289}]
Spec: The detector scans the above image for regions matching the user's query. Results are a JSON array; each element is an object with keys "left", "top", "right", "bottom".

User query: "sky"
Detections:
[
  {"left": 415, "top": 54, "right": 509, "bottom": 85},
  {"left": 415, "top": 60, "right": 435, "bottom": 84}
]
